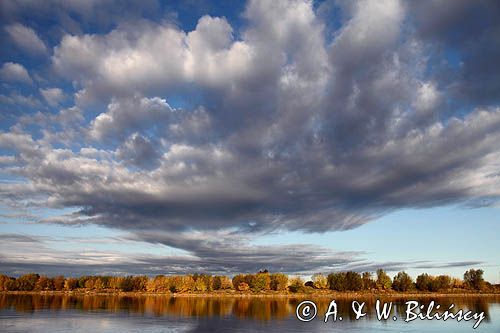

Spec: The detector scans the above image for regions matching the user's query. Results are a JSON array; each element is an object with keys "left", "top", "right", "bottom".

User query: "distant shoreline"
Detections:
[{"left": 2, "top": 290, "right": 499, "bottom": 298}]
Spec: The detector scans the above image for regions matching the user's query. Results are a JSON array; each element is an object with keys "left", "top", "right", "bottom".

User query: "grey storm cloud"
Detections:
[
  {"left": 0, "top": 0, "right": 499, "bottom": 273},
  {"left": 0, "top": 232, "right": 484, "bottom": 277}
]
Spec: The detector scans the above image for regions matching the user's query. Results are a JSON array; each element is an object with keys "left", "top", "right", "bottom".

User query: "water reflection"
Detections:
[{"left": 0, "top": 294, "right": 498, "bottom": 322}]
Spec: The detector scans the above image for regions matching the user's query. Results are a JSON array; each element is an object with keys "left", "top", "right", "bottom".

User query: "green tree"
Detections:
[
  {"left": 392, "top": 271, "right": 414, "bottom": 292},
  {"left": 346, "top": 271, "right": 363, "bottom": 291},
  {"left": 328, "top": 272, "right": 347, "bottom": 291},
  {"left": 376, "top": 269, "right": 392, "bottom": 290},
  {"left": 464, "top": 269, "right": 485, "bottom": 290}
]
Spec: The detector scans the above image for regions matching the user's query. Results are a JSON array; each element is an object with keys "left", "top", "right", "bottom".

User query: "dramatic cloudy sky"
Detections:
[{"left": 0, "top": 0, "right": 499, "bottom": 281}]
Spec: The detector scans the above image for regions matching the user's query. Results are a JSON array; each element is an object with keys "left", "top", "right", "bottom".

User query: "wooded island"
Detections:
[{"left": 1, "top": 269, "right": 497, "bottom": 294}]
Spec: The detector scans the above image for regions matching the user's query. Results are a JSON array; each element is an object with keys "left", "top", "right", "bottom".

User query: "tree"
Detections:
[
  {"left": 132, "top": 276, "right": 148, "bottom": 291},
  {"left": 120, "top": 276, "right": 134, "bottom": 292},
  {"left": 93, "top": 278, "right": 104, "bottom": 290},
  {"left": 0, "top": 275, "right": 11, "bottom": 291},
  {"left": 17, "top": 273, "right": 39, "bottom": 291},
  {"left": 109, "top": 277, "right": 124, "bottom": 290},
  {"left": 312, "top": 273, "right": 328, "bottom": 289},
  {"left": 232, "top": 274, "right": 246, "bottom": 291},
  {"left": 416, "top": 273, "right": 433, "bottom": 291},
  {"left": 53, "top": 276, "right": 65, "bottom": 291},
  {"left": 219, "top": 276, "right": 233, "bottom": 290},
  {"left": 288, "top": 277, "right": 305, "bottom": 293},
  {"left": 376, "top": 269, "right": 392, "bottom": 290},
  {"left": 169, "top": 275, "right": 194, "bottom": 293},
  {"left": 250, "top": 273, "right": 271, "bottom": 292},
  {"left": 464, "top": 269, "right": 484, "bottom": 290},
  {"left": 362, "top": 272, "right": 374, "bottom": 290},
  {"left": 64, "top": 278, "right": 79, "bottom": 291},
  {"left": 328, "top": 272, "right": 347, "bottom": 291},
  {"left": 194, "top": 278, "right": 207, "bottom": 292},
  {"left": 237, "top": 282, "right": 250, "bottom": 291},
  {"left": 392, "top": 271, "right": 414, "bottom": 292},
  {"left": 36, "top": 276, "right": 55, "bottom": 291},
  {"left": 270, "top": 273, "right": 288, "bottom": 291},
  {"left": 4, "top": 279, "right": 18, "bottom": 291},
  {"left": 346, "top": 271, "right": 363, "bottom": 291}
]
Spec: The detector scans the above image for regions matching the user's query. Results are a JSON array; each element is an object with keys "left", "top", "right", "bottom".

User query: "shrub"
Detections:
[{"left": 312, "top": 273, "right": 328, "bottom": 289}]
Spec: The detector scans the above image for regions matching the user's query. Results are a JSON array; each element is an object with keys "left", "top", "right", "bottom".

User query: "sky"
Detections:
[{"left": 0, "top": 0, "right": 499, "bottom": 282}]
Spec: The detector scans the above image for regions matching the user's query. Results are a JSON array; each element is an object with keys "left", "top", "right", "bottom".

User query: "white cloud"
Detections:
[
  {"left": 0, "top": 62, "right": 32, "bottom": 84},
  {"left": 40, "top": 87, "right": 65, "bottom": 106},
  {"left": 5, "top": 23, "right": 47, "bottom": 55},
  {"left": 89, "top": 95, "right": 175, "bottom": 140},
  {"left": 414, "top": 81, "right": 441, "bottom": 114}
]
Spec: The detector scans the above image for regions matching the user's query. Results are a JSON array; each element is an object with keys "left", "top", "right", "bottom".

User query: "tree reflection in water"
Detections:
[{"left": 0, "top": 294, "right": 497, "bottom": 323}]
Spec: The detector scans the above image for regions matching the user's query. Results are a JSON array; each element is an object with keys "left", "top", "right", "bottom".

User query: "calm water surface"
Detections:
[{"left": 0, "top": 294, "right": 499, "bottom": 332}]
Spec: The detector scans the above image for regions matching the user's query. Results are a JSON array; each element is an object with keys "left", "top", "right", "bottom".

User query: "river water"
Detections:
[{"left": 0, "top": 294, "right": 499, "bottom": 332}]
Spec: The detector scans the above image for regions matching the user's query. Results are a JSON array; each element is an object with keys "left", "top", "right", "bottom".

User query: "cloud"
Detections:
[
  {"left": 1, "top": 0, "right": 500, "bottom": 274},
  {"left": 89, "top": 95, "right": 175, "bottom": 141},
  {"left": 116, "top": 133, "right": 160, "bottom": 169},
  {"left": 410, "top": 0, "right": 500, "bottom": 105},
  {"left": 5, "top": 23, "right": 47, "bottom": 55},
  {"left": 0, "top": 231, "right": 483, "bottom": 276},
  {"left": 0, "top": 62, "right": 32, "bottom": 84},
  {"left": 39, "top": 87, "right": 65, "bottom": 106}
]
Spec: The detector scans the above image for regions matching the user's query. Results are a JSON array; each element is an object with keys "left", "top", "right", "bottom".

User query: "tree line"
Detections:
[{"left": 0, "top": 269, "right": 491, "bottom": 293}]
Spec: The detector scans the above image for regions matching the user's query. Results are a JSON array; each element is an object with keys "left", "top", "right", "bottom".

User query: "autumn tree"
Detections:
[
  {"left": 64, "top": 278, "right": 79, "bottom": 291},
  {"left": 237, "top": 282, "right": 250, "bottom": 291},
  {"left": 362, "top": 272, "right": 374, "bottom": 290},
  {"left": 169, "top": 275, "right": 194, "bottom": 293},
  {"left": 194, "top": 278, "right": 207, "bottom": 292},
  {"left": 376, "top": 269, "right": 392, "bottom": 290},
  {"left": 392, "top": 271, "right": 414, "bottom": 292},
  {"left": 232, "top": 274, "right": 246, "bottom": 291},
  {"left": 17, "top": 273, "right": 39, "bottom": 291},
  {"left": 416, "top": 273, "right": 433, "bottom": 291},
  {"left": 288, "top": 276, "right": 305, "bottom": 293},
  {"left": 250, "top": 273, "right": 271, "bottom": 292},
  {"left": 0, "top": 275, "right": 11, "bottom": 291},
  {"left": 53, "top": 276, "right": 65, "bottom": 291},
  {"left": 270, "top": 273, "right": 288, "bottom": 291},
  {"left": 312, "top": 273, "right": 328, "bottom": 289},
  {"left": 464, "top": 269, "right": 485, "bottom": 290}
]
